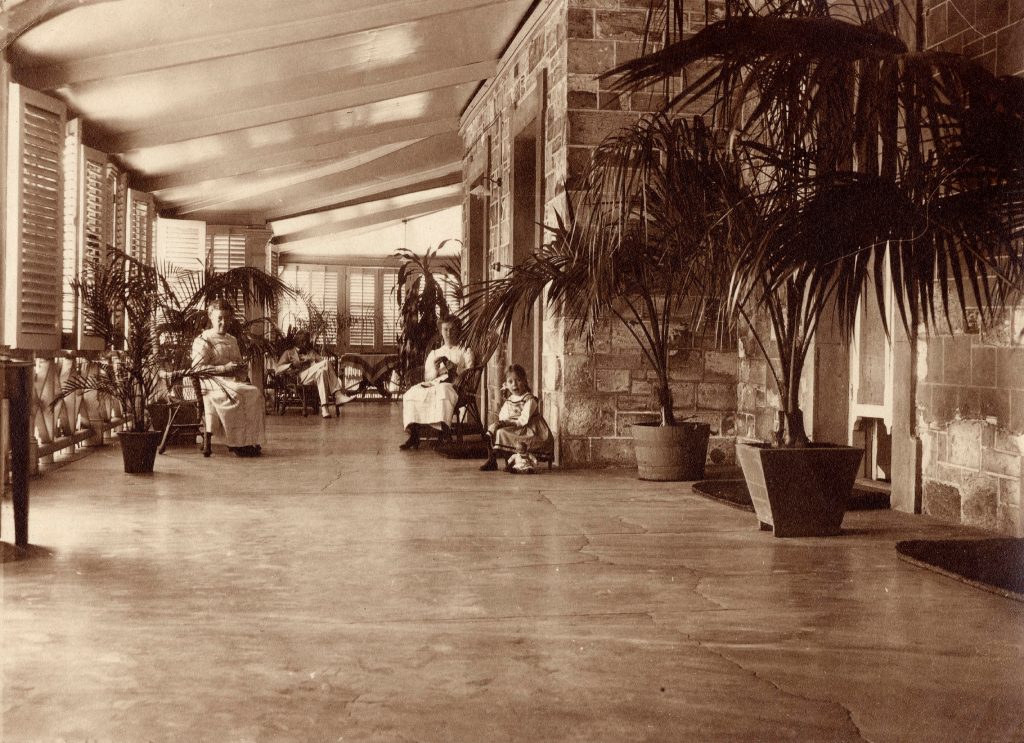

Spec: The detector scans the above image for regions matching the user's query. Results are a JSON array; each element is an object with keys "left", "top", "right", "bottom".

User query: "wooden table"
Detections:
[{"left": 2, "top": 360, "right": 33, "bottom": 547}]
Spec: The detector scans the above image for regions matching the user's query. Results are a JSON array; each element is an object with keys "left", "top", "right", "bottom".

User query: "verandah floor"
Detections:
[{"left": 2, "top": 403, "right": 1022, "bottom": 742}]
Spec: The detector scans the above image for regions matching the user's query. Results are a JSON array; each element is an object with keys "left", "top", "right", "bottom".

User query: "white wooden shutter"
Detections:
[
  {"left": 3, "top": 83, "right": 66, "bottom": 350},
  {"left": 155, "top": 217, "right": 206, "bottom": 308},
  {"left": 105, "top": 164, "right": 124, "bottom": 254},
  {"left": 348, "top": 269, "right": 376, "bottom": 347},
  {"left": 126, "top": 189, "right": 154, "bottom": 264},
  {"left": 61, "top": 118, "right": 80, "bottom": 343},
  {"left": 76, "top": 146, "right": 111, "bottom": 350},
  {"left": 382, "top": 270, "right": 401, "bottom": 348}
]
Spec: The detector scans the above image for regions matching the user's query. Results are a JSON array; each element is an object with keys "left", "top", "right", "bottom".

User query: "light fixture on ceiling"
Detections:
[{"left": 469, "top": 176, "right": 502, "bottom": 198}]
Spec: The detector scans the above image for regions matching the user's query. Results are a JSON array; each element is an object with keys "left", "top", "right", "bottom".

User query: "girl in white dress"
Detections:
[
  {"left": 400, "top": 317, "right": 474, "bottom": 449},
  {"left": 191, "top": 301, "right": 266, "bottom": 456},
  {"left": 480, "top": 364, "right": 553, "bottom": 471}
]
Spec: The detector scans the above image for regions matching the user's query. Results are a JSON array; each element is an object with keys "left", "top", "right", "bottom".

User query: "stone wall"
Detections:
[
  {"left": 460, "top": 0, "right": 734, "bottom": 468},
  {"left": 916, "top": 0, "right": 1024, "bottom": 534}
]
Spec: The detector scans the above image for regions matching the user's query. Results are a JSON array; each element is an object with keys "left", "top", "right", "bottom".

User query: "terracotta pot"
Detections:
[
  {"left": 736, "top": 442, "right": 863, "bottom": 537},
  {"left": 632, "top": 421, "right": 711, "bottom": 481},
  {"left": 118, "top": 431, "right": 163, "bottom": 474}
]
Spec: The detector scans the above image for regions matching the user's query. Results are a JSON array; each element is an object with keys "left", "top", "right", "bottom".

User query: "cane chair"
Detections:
[{"left": 158, "top": 372, "right": 208, "bottom": 456}]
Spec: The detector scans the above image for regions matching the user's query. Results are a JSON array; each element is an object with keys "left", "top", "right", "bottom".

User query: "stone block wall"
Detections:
[
  {"left": 461, "top": 0, "right": 734, "bottom": 468},
  {"left": 916, "top": 0, "right": 1024, "bottom": 534}
]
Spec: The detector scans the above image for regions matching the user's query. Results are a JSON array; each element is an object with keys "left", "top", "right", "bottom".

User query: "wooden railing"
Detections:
[{"left": 5, "top": 351, "right": 124, "bottom": 474}]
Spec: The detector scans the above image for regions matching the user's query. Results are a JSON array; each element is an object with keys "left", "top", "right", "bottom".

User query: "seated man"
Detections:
[
  {"left": 480, "top": 363, "right": 553, "bottom": 471},
  {"left": 191, "top": 300, "right": 266, "bottom": 457},
  {"left": 275, "top": 331, "right": 350, "bottom": 418},
  {"left": 399, "top": 317, "right": 474, "bottom": 449}
]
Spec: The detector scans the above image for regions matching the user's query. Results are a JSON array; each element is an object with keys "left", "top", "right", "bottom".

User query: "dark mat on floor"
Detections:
[
  {"left": 896, "top": 539, "right": 1024, "bottom": 602},
  {"left": 691, "top": 479, "right": 891, "bottom": 512},
  {"left": 435, "top": 439, "right": 490, "bottom": 459}
]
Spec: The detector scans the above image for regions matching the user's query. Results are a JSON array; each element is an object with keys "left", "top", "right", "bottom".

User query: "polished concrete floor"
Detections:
[{"left": 2, "top": 403, "right": 1023, "bottom": 742}]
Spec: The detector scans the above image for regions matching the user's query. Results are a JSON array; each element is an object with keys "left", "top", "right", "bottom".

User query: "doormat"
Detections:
[
  {"left": 691, "top": 479, "right": 890, "bottom": 512},
  {"left": 896, "top": 539, "right": 1024, "bottom": 602}
]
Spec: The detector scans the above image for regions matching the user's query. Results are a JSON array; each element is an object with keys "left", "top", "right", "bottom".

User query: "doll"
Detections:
[{"left": 506, "top": 441, "right": 538, "bottom": 474}]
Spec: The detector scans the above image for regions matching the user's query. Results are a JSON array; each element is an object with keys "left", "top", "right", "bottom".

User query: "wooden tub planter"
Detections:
[
  {"left": 735, "top": 442, "right": 863, "bottom": 537},
  {"left": 632, "top": 421, "right": 711, "bottom": 482}
]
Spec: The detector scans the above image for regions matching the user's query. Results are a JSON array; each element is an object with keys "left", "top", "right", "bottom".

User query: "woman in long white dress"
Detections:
[
  {"left": 274, "top": 331, "right": 351, "bottom": 418},
  {"left": 191, "top": 300, "right": 266, "bottom": 456},
  {"left": 400, "top": 317, "right": 474, "bottom": 449}
]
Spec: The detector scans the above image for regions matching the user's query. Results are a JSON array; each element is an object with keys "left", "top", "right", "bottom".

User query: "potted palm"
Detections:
[
  {"left": 394, "top": 241, "right": 462, "bottom": 386},
  {"left": 463, "top": 114, "right": 737, "bottom": 481},
  {"left": 58, "top": 251, "right": 166, "bottom": 473},
  {"left": 606, "top": 0, "right": 1024, "bottom": 533}
]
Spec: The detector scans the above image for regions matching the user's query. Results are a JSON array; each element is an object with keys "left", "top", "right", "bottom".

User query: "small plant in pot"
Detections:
[
  {"left": 606, "top": 0, "right": 1024, "bottom": 533},
  {"left": 463, "top": 114, "right": 737, "bottom": 481}
]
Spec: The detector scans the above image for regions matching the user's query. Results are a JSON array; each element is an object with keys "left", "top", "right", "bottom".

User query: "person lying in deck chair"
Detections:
[{"left": 275, "top": 331, "right": 352, "bottom": 418}]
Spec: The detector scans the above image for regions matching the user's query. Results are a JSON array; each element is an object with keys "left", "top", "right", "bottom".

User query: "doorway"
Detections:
[
  {"left": 509, "top": 119, "right": 544, "bottom": 399},
  {"left": 849, "top": 256, "right": 894, "bottom": 482}
]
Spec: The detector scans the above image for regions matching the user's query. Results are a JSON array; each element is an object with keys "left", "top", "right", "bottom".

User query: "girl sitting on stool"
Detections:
[{"left": 480, "top": 364, "right": 553, "bottom": 471}]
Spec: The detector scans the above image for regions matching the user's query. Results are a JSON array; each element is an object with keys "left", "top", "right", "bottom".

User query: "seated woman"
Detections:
[
  {"left": 480, "top": 364, "right": 553, "bottom": 471},
  {"left": 191, "top": 300, "right": 266, "bottom": 457},
  {"left": 399, "top": 316, "right": 474, "bottom": 450},
  {"left": 275, "top": 331, "right": 350, "bottom": 418}
]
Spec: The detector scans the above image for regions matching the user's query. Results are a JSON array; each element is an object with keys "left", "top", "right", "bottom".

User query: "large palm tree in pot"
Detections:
[
  {"left": 463, "top": 114, "right": 740, "bottom": 480},
  {"left": 605, "top": 0, "right": 1024, "bottom": 533}
]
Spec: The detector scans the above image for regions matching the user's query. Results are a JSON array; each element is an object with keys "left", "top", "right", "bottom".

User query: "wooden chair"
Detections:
[
  {"left": 267, "top": 367, "right": 315, "bottom": 416},
  {"left": 451, "top": 364, "right": 485, "bottom": 443}
]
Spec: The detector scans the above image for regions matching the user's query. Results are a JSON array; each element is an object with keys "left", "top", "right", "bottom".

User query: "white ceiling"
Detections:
[{"left": 5, "top": 0, "right": 534, "bottom": 255}]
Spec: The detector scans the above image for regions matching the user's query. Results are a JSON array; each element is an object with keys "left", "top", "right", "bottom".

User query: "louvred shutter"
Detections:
[{"left": 4, "top": 83, "right": 66, "bottom": 350}]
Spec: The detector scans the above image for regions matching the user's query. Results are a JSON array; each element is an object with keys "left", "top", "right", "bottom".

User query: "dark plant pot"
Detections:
[
  {"left": 736, "top": 442, "right": 863, "bottom": 537},
  {"left": 118, "top": 431, "right": 163, "bottom": 474},
  {"left": 632, "top": 421, "right": 711, "bottom": 481}
]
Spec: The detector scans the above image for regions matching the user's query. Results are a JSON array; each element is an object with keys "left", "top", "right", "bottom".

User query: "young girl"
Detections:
[{"left": 480, "top": 364, "right": 553, "bottom": 471}]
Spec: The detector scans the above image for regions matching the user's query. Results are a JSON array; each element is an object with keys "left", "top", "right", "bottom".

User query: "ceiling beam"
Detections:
[
  {"left": 138, "top": 117, "right": 459, "bottom": 192},
  {"left": 274, "top": 194, "right": 463, "bottom": 245},
  {"left": 162, "top": 139, "right": 423, "bottom": 214},
  {"left": 14, "top": 0, "right": 509, "bottom": 90},
  {"left": 271, "top": 172, "right": 464, "bottom": 223},
  {"left": 167, "top": 133, "right": 461, "bottom": 216},
  {"left": 103, "top": 60, "right": 494, "bottom": 152},
  {"left": 273, "top": 184, "right": 462, "bottom": 235},
  {"left": 266, "top": 162, "right": 463, "bottom": 221}
]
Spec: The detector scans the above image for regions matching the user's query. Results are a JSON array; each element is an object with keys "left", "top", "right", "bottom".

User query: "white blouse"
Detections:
[{"left": 423, "top": 344, "right": 474, "bottom": 382}]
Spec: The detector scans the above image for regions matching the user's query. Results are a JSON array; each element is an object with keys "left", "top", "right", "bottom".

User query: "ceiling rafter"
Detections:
[
  {"left": 271, "top": 173, "right": 464, "bottom": 223},
  {"left": 274, "top": 193, "right": 463, "bottom": 245},
  {"left": 138, "top": 117, "right": 460, "bottom": 193},
  {"left": 273, "top": 184, "right": 463, "bottom": 235},
  {"left": 266, "top": 162, "right": 463, "bottom": 222},
  {"left": 167, "top": 133, "right": 460, "bottom": 217},
  {"left": 14, "top": 0, "right": 510, "bottom": 90},
  {"left": 101, "top": 60, "right": 495, "bottom": 152}
]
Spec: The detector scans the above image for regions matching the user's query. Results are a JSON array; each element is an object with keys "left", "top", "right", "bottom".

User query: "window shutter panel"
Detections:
[
  {"left": 110, "top": 167, "right": 128, "bottom": 253},
  {"left": 347, "top": 270, "right": 376, "bottom": 347},
  {"left": 3, "top": 83, "right": 66, "bottom": 350},
  {"left": 126, "top": 189, "right": 154, "bottom": 264},
  {"left": 61, "top": 118, "right": 80, "bottom": 344},
  {"left": 76, "top": 146, "right": 111, "bottom": 350},
  {"left": 155, "top": 217, "right": 206, "bottom": 308},
  {"left": 382, "top": 270, "right": 400, "bottom": 348}
]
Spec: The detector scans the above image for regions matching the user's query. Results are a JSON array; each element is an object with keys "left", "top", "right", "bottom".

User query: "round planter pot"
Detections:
[
  {"left": 632, "top": 421, "right": 711, "bottom": 481},
  {"left": 118, "top": 431, "right": 163, "bottom": 474},
  {"left": 736, "top": 442, "right": 863, "bottom": 537}
]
